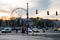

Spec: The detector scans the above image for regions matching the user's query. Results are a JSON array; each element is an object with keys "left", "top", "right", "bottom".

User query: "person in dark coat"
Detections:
[
  {"left": 22, "top": 27, "right": 26, "bottom": 33},
  {"left": 15, "top": 27, "right": 18, "bottom": 33}
]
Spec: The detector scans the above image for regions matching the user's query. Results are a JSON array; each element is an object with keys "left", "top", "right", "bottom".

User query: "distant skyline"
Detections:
[{"left": 0, "top": 0, "right": 60, "bottom": 20}]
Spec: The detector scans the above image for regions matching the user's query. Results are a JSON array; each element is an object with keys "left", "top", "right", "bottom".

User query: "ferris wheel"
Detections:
[{"left": 11, "top": 8, "right": 27, "bottom": 18}]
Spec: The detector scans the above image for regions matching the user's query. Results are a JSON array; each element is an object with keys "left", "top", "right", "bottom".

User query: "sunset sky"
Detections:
[{"left": 0, "top": 0, "right": 60, "bottom": 20}]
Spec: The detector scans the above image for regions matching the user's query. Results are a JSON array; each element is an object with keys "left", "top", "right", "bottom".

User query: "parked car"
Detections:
[
  {"left": 32, "top": 28, "right": 40, "bottom": 32},
  {"left": 1, "top": 27, "right": 12, "bottom": 33}
]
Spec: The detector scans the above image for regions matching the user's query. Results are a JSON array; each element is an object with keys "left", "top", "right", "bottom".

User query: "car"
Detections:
[
  {"left": 53, "top": 27, "right": 58, "bottom": 31},
  {"left": 1, "top": 27, "right": 12, "bottom": 33},
  {"left": 57, "top": 28, "right": 60, "bottom": 31},
  {"left": 28, "top": 28, "right": 32, "bottom": 32},
  {"left": 32, "top": 28, "right": 40, "bottom": 33},
  {"left": 53, "top": 27, "right": 60, "bottom": 32}
]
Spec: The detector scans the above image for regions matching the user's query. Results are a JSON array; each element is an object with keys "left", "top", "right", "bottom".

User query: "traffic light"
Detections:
[
  {"left": 36, "top": 10, "right": 38, "bottom": 14},
  {"left": 47, "top": 11, "right": 49, "bottom": 15},
  {"left": 56, "top": 11, "right": 58, "bottom": 16}
]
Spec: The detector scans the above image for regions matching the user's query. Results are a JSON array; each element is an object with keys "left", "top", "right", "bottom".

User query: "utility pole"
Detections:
[
  {"left": 26, "top": 2, "right": 29, "bottom": 35},
  {"left": 27, "top": 2, "right": 28, "bottom": 23}
]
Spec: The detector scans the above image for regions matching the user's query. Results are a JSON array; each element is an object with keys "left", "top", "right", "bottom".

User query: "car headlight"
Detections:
[
  {"left": 53, "top": 28, "right": 58, "bottom": 31},
  {"left": 58, "top": 28, "right": 60, "bottom": 30}
]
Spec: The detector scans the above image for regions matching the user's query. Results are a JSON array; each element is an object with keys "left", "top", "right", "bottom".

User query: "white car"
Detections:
[
  {"left": 28, "top": 28, "right": 32, "bottom": 32},
  {"left": 32, "top": 28, "right": 40, "bottom": 32},
  {"left": 58, "top": 28, "right": 60, "bottom": 31},
  {"left": 1, "top": 27, "right": 12, "bottom": 33}
]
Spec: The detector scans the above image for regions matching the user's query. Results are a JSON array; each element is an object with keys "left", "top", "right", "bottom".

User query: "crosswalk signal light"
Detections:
[{"left": 47, "top": 11, "right": 49, "bottom": 15}]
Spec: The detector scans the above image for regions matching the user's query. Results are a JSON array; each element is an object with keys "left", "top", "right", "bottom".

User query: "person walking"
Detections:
[
  {"left": 15, "top": 27, "right": 18, "bottom": 33},
  {"left": 22, "top": 27, "right": 26, "bottom": 33}
]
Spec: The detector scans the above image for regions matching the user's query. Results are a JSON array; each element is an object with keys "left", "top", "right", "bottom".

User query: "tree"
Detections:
[
  {"left": 37, "top": 20, "right": 45, "bottom": 28},
  {"left": 30, "top": 17, "right": 44, "bottom": 28}
]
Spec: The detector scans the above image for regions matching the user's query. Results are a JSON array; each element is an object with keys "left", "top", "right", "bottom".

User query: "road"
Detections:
[
  {"left": 0, "top": 33, "right": 59, "bottom": 40},
  {"left": 0, "top": 29, "right": 60, "bottom": 40}
]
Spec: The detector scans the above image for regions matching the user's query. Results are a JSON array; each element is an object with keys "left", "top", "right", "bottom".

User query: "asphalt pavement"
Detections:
[
  {"left": 0, "top": 33, "right": 59, "bottom": 40},
  {"left": 0, "top": 31, "right": 59, "bottom": 40},
  {"left": 0, "top": 30, "right": 60, "bottom": 40}
]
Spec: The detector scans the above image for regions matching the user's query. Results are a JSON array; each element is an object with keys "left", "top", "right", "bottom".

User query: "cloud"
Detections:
[
  {"left": 44, "top": 0, "right": 60, "bottom": 20},
  {"left": 29, "top": 0, "right": 60, "bottom": 20},
  {"left": 49, "top": 0, "right": 60, "bottom": 8},
  {"left": 0, "top": 0, "right": 50, "bottom": 10},
  {"left": 0, "top": 0, "right": 60, "bottom": 20},
  {"left": 27, "top": 0, "right": 50, "bottom": 15}
]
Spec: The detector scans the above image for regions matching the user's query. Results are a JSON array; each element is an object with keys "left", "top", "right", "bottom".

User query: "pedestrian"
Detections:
[
  {"left": 15, "top": 27, "right": 18, "bottom": 33},
  {"left": 22, "top": 27, "right": 24, "bottom": 33},
  {"left": 22, "top": 27, "right": 26, "bottom": 33},
  {"left": 16, "top": 29, "right": 18, "bottom": 33}
]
